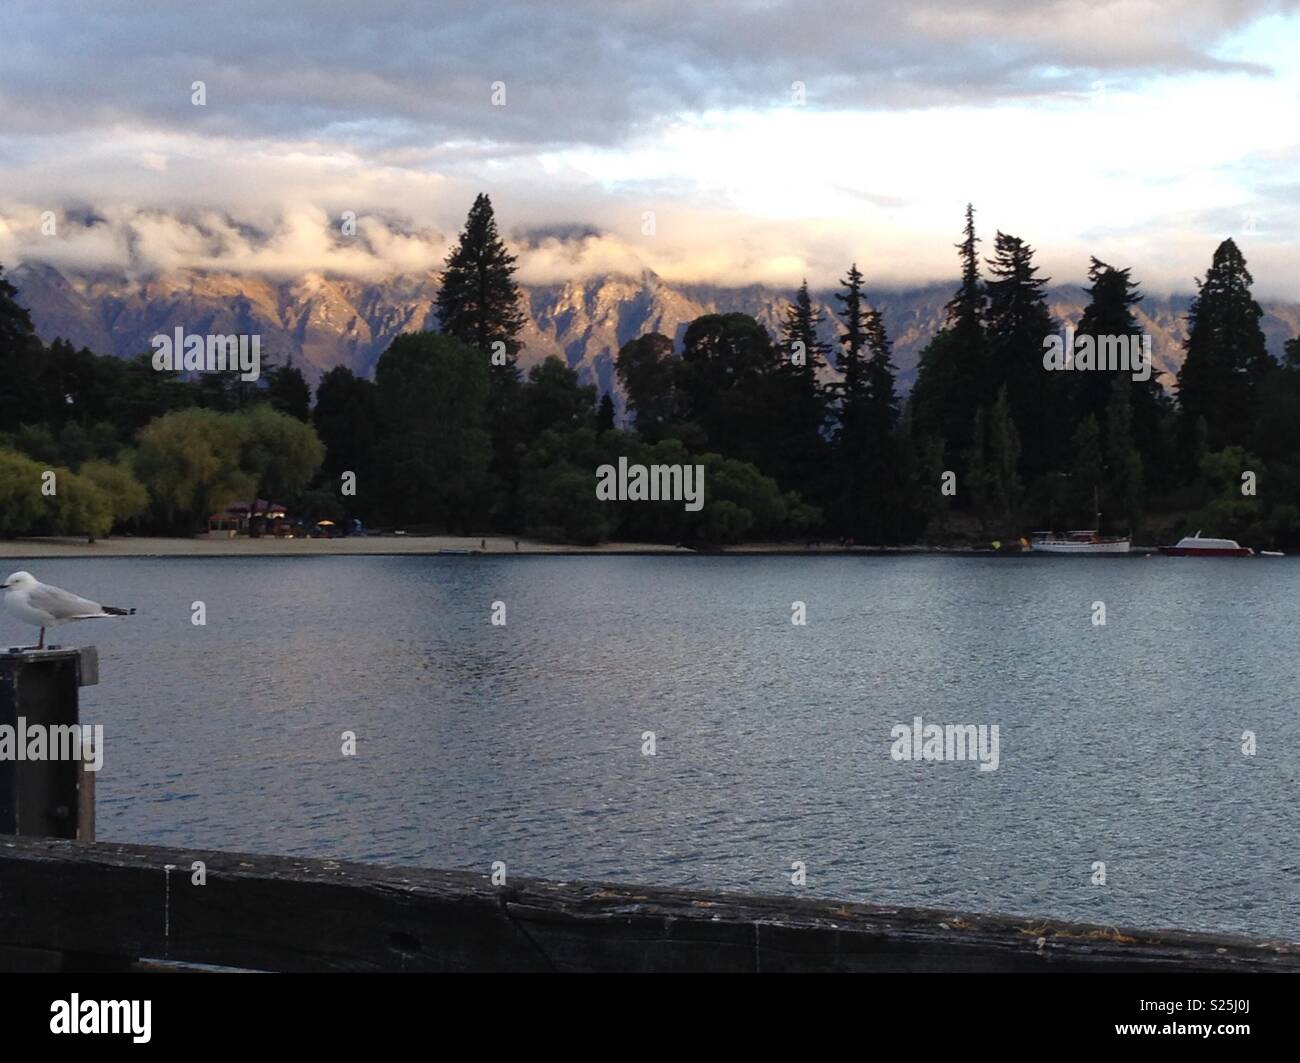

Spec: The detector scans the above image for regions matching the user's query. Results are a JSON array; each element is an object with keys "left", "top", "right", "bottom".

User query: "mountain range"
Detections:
[{"left": 11, "top": 262, "right": 1300, "bottom": 418}]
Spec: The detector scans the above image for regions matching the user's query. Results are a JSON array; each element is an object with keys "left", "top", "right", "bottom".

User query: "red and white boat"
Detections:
[{"left": 1159, "top": 531, "right": 1253, "bottom": 557}]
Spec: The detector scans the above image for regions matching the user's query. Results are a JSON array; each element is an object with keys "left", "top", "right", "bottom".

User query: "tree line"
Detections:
[{"left": 2, "top": 194, "right": 1299, "bottom": 548}]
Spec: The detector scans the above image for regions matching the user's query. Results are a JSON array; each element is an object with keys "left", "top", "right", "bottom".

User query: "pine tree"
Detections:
[
  {"left": 596, "top": 393, "right": 615, "bottom": 433},
  {"left": 436, "top": 194, "right": 527, "bottom": 385},
  {"left": 1073, "top": 258, "right": 1141, "bottom": 422},
  {"left": 1176, "top": 238, "right": 1272, "bottom": 452},
  {"left": 834, "top": 264, "right": 870, "bottom": 395},
  {"left": 864, "top": 307, "right": 899, "bottom": 429},
  {"left": 775, "top": 279, "right": 831, "bottom": 492},
  {"left": 436, "top": 194, "right": 529, "bottom": 530},
  {"left": 911, "top": 205, "right": 987, "bottom": 475},
  {"left": 780, "top": 279, "right": 833, "bottom": 376},
  {"left": 984, "top": 232, "right": 1058, "bottom": 479},
  {"left": 0, "top": 265, "right": 42, "bottom": 433},
  {"left": 1074, "top": 257, "right": 1169, "bottom": 479},
  {"left": 1069, "top": 414, "right": 1104, "bottom": 526},
  {"left": 832, "top": 267, "right": 906, "bottom": 541},
  {"left": 265, "top": 361, "right": 312, "bottom": 422},
  {"left": 985, "top": 387, "right": 1022, "bottom": 532},
  {"left": 1104, "top": 378, "right": 1144, "bottom": 535},
  {"left": 946, "top": 204, "right": 987, "bottom": 356},
  {"left": 964, "top": 406, "right": 991, "bottom": 536}
]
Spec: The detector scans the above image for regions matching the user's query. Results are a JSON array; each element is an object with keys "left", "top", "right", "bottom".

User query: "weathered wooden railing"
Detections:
[
  {"left": 1, "top": 647, "right": 1296, "bottom": 972},
  {"left": 0, "top": 836, "right": 1296, "bottom": 972}
]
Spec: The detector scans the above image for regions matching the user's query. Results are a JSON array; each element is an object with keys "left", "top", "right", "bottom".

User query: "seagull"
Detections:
[{"left": 1, "top": 571, "right": 136, "bottom": 650}]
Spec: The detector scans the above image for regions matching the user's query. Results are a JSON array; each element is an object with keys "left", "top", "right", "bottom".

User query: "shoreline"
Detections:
[{"left": 0, "top": 535, "right": 1178, "bottom": 559}]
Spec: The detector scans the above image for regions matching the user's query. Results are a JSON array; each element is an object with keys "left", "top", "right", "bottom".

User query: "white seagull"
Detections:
[{"left": 1, "top": 571, "right": 136, "bottom": 650}]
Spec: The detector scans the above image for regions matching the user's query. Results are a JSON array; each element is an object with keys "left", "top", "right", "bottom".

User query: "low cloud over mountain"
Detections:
[{"left": 12, "top": 262, "right": 1300, "bottom": 418}]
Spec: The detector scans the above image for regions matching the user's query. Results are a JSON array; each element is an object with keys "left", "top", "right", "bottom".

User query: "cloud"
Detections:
[
  {"left": 1, "top": 2, "right": 1298, "bottom": 296},
  {"left": 4, "top": 1, "right": 1293, "bottom": 148}
]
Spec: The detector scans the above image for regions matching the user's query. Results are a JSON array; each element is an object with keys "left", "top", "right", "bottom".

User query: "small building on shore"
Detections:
[{"left": 207, "top": 500, "right": 291, "bottom": 538}]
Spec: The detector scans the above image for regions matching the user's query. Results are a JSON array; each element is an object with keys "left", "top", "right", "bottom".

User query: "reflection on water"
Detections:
[{"left": 8, "top": 553, "right": 1298, "bottom": 939}]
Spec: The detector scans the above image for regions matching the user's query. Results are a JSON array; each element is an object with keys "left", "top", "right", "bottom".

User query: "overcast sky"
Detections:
[{"left": 2, "top": 0, "right": 1298, "bottom": 295}]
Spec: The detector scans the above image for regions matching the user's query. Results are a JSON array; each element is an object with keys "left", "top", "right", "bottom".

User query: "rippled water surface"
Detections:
[{"left": 7, "top": 553, "right": 1297, "bottom": 939}]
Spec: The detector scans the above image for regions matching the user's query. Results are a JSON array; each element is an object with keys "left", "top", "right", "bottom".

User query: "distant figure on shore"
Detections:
[{"left": 0, "top": 571, "right": 136, "bottom": 651}]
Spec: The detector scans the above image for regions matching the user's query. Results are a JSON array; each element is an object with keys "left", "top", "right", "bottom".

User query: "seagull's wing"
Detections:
[{"left": 27, "top": 582, "right": 109, "bottom": 620}]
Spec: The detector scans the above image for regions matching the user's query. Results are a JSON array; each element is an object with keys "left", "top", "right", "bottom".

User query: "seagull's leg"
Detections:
[{"left": 38, "top": 627, "right": 45, "bottom": 650}]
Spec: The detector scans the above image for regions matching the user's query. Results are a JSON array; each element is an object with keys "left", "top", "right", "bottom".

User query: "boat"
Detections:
[
  {"left": 1159, "top": 531, "right": 1253, "bottom": 557},
  {"left": 1030, "top": 490, "right": 1130, "bottom": 553},
  {"left": 1030, "top": 530, "right": 1131, "bottom": 554}
]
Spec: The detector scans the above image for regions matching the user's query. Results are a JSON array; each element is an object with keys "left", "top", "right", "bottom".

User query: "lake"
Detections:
[{"left": 6, "top": 553, "right": 1298, "bottom": 940}]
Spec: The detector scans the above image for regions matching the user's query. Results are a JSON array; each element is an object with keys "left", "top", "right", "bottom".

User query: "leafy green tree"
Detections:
[
  {"left": 80, "top": 456, "right": 150, "bottom": 531},
  {"left": 45, "top": 467, "right": 115, "bottom": 540},
  {"left": 686, "top": 452, "right": 796, "bottom": 545},
  {"left": 134, "top": 409, "right": 258, "bottom": 533},
  {"left": 313, "top": 367, "right": 383, "bottom": 519},
  {"left": 517, "top": 426, "right": 615, "bottom": 545},
  {"left": 0, "top": 448, "right": 47, "bottom": 536},
  {"left": 1190, "top": 446, "right": 1267, "bottom": 545},
  {"left": 238, "top": 403, "right": 326, "bottom": 504},
  {"left": 522, "top": 356, "right": 596, "bottom": 438},
  {"left": 615, "top": 332, "right": 680, "bottom": 441},
  {"left": 374, "top": 331, "right": 493, "bottom": 531},
  {"left": 677, "top": 313, "right": 781, "bottom": 469}
]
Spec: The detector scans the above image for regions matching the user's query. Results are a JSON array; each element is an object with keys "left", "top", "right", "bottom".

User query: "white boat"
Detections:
[
  {"left": 1159, "top": 532, "right": 1252, "bottom": 557},
  {"left": 1031, "top": 530, "right": 1131, "bottom": 554},
  {"left": 1032, "top": 489, "right": 1131, "bottom": 554}
]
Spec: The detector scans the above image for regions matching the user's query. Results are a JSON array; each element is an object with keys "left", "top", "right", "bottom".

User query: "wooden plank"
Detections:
[
  {"left": 77, "top": 740, "right": 95, "bottom": 843},
  {"left": 0, "top": 836, "right": 1296, "bottom": 972},
  {"left": 0, "top": 648, "right": 97, "bottom": 840}
]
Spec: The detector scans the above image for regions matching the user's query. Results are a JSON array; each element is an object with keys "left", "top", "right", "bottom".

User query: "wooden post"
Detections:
[
  {"left": 0, "top": 646, "right": 105, "bottom": 970},
  {"left": 0, "top": 646, "right": 99, "bottom": 840}
]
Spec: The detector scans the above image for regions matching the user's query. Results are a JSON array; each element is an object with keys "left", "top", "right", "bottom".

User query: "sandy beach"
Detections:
[
  {"left": 0, "top": 535, "right": 695, "bottom": 559},
  {"left": 0, "top": 536, "right": 958, "bottom": 559}
]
